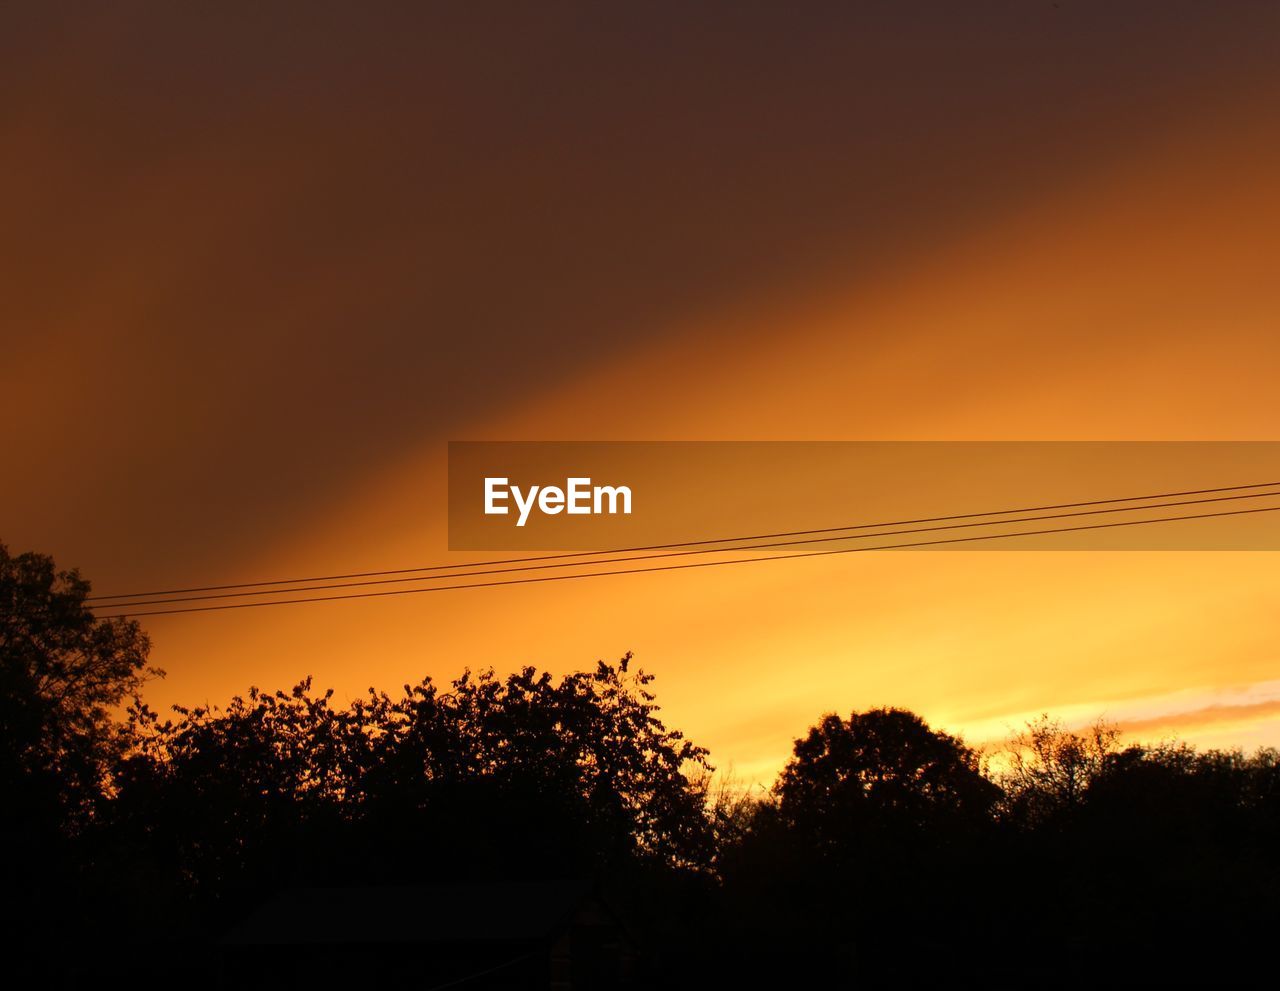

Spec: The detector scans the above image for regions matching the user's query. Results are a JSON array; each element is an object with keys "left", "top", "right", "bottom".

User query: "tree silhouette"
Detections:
[
  {"left": 109, "top": 654, "right": 715, "bottom": 933},
  {"left": 712, "top": 707, "right": 1001, "bottom": 983},
  {"left": 6, "top": 542, "right": 1280, "bottom": 985},
  {"left": 776, "top": 707, "right": 998, "bottom": 850},
  {"left": 995, "top": 713, "right": 1121, "bottom": 829},
  {"left": 0, "top": 543, "right": 156, "bottom": 829},
  {"left": 0, "top": 543, "right": 157, "bottom": 943},
  {"left": 343, "top": 660, "right": 713, "bottom": 877},
  {"left": 113, "top": 678, "right": 350, "bottom": 915}
]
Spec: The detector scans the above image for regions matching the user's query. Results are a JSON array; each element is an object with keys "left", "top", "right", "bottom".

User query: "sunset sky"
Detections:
[{"left": 4, "top": 3, "right": 1280, "bottom": 784}]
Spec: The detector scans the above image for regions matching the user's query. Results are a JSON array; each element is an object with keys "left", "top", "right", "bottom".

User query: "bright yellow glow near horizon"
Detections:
[{"left": 119, "top": 95, "right": 1280, "bottom": 787}]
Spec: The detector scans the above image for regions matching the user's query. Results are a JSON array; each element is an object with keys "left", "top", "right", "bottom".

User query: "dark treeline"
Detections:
[{"left": 3, "top": 543, "right": 1278, "bottom": 986}]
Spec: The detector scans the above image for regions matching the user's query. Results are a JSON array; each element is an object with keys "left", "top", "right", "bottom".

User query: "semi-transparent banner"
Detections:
[{"left": 448, "top": 442, "right": 1280, "bottom": 552}]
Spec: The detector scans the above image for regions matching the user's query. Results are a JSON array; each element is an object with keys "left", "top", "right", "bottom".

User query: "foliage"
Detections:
[
  {"left": 0, "top": 543, "right": 157, "bottom": 833},
  {"left": 775, "top": 706, "right": 999, "bottom": 849},
  {"left": 993, "top": 713, "right": 1121, "bottom": 828},
  {"left": 7, "top": 543, "right": 1280, "bottom": 982},
  {"left": 112, "top": 653, "right": 713, "bottom": 903}
]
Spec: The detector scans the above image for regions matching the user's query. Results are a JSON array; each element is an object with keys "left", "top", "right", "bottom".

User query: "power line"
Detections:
[
  {"left": 89, "top": 488, "right": 1280, "bottom": 609},
  {"left": 93, "top": 503, "right": 1280, "bottom": 619},
  {"left": 86, "top": 479, "right": 1280, "bottom": 603}
]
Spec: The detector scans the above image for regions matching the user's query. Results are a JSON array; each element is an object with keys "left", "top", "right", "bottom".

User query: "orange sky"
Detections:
[{"left": 3, "top": 4, "right": 1280, "bottom": 784}]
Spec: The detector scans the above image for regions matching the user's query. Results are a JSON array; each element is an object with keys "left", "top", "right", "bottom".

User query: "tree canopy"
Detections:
[
  {"left": 776, "top": 706, "right": 998, "bottom": 846},
  {"left": 110, "top": 655, "right": 714, "bottom": 916},
  {"left": 0, "top": 543, "right": 155, "bottom": 834},
  {"left": 5, "top": 543, "right": 1280, "bottom": 984}
]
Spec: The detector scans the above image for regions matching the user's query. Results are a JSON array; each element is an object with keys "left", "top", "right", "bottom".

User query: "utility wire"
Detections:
[
  {"left": 86, "top": 479, "right": 1280, "bottom": 603},
  {"left": 88, "top": 488, "right": 1280, "bottom": 609},
  {"left": 92, "top": 503, "right": 1280, "bottom": 619}
]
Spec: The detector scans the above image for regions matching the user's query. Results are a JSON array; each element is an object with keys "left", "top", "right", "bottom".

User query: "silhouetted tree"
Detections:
[
  {"left": 0, "top": 543, "right": 157, "bottom": 942},
  {"left": 776, "top": 707, "right": 998, "bottom": 850},
  {"left": 10, "top": 542, "right": 1280, "bottom": 984},
  {"left": 0, "top": 544, "right": 156, "bottom": 829},
  {"left": 984, "top": 720, "right": 1280, "bottom": 981},
  {"left": 109, "top": 653, "right": 715, "bottom": 930},
  {"left": 343, "top": 659, "right": 713, "bottom": 880},
  {"left": 713, "top": 707, "right": 1000, "bottom": 982},
  {"left": 995, "top": 714, "right": 1120, "bottom": 829},
  {"left": 112, "top": 678, "right": 349, "bottom": 916}
]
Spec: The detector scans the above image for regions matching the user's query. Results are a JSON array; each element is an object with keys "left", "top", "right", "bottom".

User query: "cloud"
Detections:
[{"left": 1113, "top": 698, "right": 1280, "bottom": 744}]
